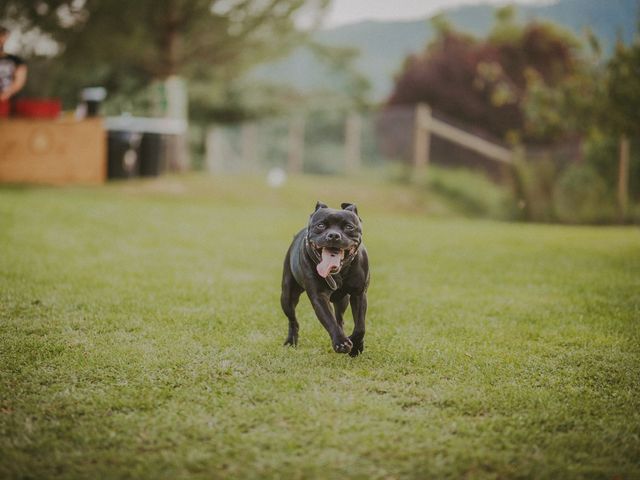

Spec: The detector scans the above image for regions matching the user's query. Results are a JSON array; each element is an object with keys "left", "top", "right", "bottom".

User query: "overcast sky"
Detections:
[{"left": 322, "top": 0, "right": 553, "bottom": 28}]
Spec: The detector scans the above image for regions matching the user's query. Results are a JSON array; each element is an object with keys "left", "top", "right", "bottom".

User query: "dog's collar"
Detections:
[{"left": 304, "top": 232, "right": 361, "bottom": 291}]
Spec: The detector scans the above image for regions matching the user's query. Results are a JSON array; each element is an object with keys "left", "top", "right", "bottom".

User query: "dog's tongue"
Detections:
[{"left": 317, "top": 248, "right": 344, "bottom": 278}]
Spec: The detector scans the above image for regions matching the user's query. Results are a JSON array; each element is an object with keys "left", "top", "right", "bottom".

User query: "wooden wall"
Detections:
[{"left": 0, "top": 118, "right": 106, "bottom": 185}]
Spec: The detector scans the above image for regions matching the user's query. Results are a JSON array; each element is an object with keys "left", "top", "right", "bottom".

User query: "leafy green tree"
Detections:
[
  {"left": 607, "top": 35, "right": 640, "bottom": 136},
  {"left": 387, "top": 7, "right": 581, "bottom": 144},
  {"left": 522, "top": 35, "right": 606, "bottom": 142},
  {"left": 606, "top": 32, "right": 640, "bottom": 218},
  {"left": 525, "top": 26, "right": 640, "bottom": 218},
  {"left": 0, "top": 0, "right": 329, "bottom": 118}
]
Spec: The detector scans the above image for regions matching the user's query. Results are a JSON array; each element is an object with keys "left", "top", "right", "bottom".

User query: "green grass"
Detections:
[
  {"left": 1, "top": 174, "right": 639, "bottom": 479},
  {"left": 425, "top": 166, "right": 514, "bottom": 219}
]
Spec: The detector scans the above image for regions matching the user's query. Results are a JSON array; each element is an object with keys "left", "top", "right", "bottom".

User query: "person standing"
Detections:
[{"left": 0, "top": 26, "right": 28, "bottom": 117}]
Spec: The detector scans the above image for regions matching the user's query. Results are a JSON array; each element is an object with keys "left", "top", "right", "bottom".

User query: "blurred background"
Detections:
[{"left": 1, "top": 0, "right": 639, "bottom": 224}]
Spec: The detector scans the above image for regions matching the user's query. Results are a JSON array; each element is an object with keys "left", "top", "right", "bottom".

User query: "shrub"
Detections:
[
  {"left": 511, "top": 157, "right": 558, "bottom": 222},
  {"left": 553, "top": 164, "right": 616, "bottom": 224}
]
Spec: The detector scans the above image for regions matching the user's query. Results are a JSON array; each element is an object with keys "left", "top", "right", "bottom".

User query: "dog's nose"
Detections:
[{"left": 326, "top": 231, "right": 342, "bottom": 241}]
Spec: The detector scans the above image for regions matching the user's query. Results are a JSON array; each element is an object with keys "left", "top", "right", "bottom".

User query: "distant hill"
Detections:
[{"left": 252, "top": 0, "right": 640, "bottom": 102}]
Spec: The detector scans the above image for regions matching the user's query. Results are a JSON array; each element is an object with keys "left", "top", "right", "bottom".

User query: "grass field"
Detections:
[{"left": 1, "top": 174, "right": 639, "bottom": 479}]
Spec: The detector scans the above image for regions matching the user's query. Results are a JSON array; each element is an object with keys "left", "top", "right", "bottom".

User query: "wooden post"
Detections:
[
  {"left": 241, "top": 123, "right": 258, "bottom": 172},
  {"left": 288, "top": 114, "right": 305, "bottom": 174},
  {"left": 618, "top": 135, "right": 630, "bottom": 222},
  {"left": 413, "top": 103, "right": 431, "bottom": 171},
  {"left": 205, "top": 126, "right": 224, "bottom": 174},
  {"left": 344, "top": 112, "right": 362, "bottom": 174}
]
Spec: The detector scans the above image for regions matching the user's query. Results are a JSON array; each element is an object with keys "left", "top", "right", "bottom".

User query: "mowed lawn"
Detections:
[{"left": 1, "top": 175, "right": 639, "bottom": 479}]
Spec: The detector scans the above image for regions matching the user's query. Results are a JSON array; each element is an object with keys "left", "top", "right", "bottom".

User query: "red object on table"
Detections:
[
  {"left": 0, "top": 100, "right": 9, "bottom": 117},
  {"left": 14, "top": 98, "right": 62, "bottom": 119}
]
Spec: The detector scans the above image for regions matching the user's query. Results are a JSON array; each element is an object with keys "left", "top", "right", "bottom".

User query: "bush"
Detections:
[
  {"left": 585, "top": 134, "right": 640, "bottom": 201},
  {"left": 553, "top": 164, "right": 616, "bottom": 224},
  {"left": 512, "top": 156, "right": 620, "bottom": 224},
  {"left": 512, "top": 157, "right": 558, "bottom": 222}
]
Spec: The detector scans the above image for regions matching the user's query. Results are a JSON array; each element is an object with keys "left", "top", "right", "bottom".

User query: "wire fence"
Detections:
[
  {"left": 204, "top": 105, "right": 531, "bottom": 180},
  {"left": 202, "top": 104, "right": 637, "bottom": 221}
]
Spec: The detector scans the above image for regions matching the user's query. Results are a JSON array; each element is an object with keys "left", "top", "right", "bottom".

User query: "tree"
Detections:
[
  {"left": 386, "top": 7, "right": 580, "bottom": 144},
  {"left": 606, "top": 32, "right": 640, "bottom": 219},
  {"left": 522, "top": 30, "right": 606, "bottom": 143},
  {"left": 0, "top": 0, "right": 329, "bottom": 118},
  {"left": 607, "top": 36, "right": 640, "bottom": 136}
]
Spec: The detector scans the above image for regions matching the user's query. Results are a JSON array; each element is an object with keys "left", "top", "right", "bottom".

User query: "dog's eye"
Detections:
[
  {"left": 316, "top": 223, "right": 326, "bottom": 230},
  {"left": 344, "top": 224, "right": 354, "bottom": 231}
]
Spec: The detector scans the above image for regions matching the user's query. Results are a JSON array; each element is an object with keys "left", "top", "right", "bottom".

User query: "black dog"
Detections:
[{"left": 281, "top": 201, "right": 370, "bottom": 356}]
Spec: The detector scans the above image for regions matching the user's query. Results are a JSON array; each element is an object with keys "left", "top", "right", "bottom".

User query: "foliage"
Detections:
[
  {"left": 0, "top": 0, "right": 330, "bottom": 114},
  {"left": 305, "top": 41, "right": 372, "bottom": 108},
  {"left": 252, "top": 0, "right": 639, "bottom": 102},
  {"left": 522, "top": 25, "right": 640, "bottom": 142},
  {"left": 386, "top": 9, "right": 640, "bottom": 224},
  {"left": 552, "top": 164, "right": 616, "bottom": 223},
  {"left": 1, "top": 176, "right": 639, "bottom": 478},
  {"left": 606, "top": 32, "right": 640, "bottom": 136},
  {"left": 517, "top": 26, "right": 640, "bottom": 226},
  {"left": 523, "top": 65, "right": 605, "bottom": 142},
  {"left": 511, "top": 157, "right": 559, "bottom": 222},
  {"left": 193, "top": 41, "right": 372, "bottom": 123},
  {"left": 585, "top": 133, "right": 640, "bottom": 201},
  {"left": 510, "top": 148, "right": 634, "bottom": 224},
  {"left": 387, "top": 7, "right": 581, "bottom": 143}
]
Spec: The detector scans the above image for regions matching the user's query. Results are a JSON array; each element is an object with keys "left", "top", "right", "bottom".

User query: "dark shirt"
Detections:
[{"left": 0, "top": 54, "right": 25, "bottom": 93}]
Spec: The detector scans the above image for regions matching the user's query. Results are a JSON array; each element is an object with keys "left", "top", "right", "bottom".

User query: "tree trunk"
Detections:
[
  {"left": 163, "top": 75, "right": 189, "bottom": 171},
  {"left": 155, "top": 3, "right": 189, "bottom": 171},
  {"left": 164, "top": 75, "right": 188, "bottom": 120}
]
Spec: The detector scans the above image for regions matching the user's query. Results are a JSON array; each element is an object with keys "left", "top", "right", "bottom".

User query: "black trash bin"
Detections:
[
  {"left": 106, "top": 116, "right": 186, "bottom": 179},
  {"left": 107, "top": 131, "right": 142, "bottom": 178},
  {"left": 139, "top": 132, "right": 166, "bottom": 177}
]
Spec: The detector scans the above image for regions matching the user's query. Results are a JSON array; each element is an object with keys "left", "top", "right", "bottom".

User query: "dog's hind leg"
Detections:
[
  {"left": 281, "top": 254, "right": 304, "bottom": 347},
  {"left": 281, "top": 281, "right": 303, "bottom": 347}
]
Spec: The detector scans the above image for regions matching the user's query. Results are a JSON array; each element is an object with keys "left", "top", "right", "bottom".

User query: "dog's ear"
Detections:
[
  {"left": 341, "top": 203, "right": 358, "bottom": 215},
  {"left": 315, "top": 201, "right": 329, "bottom": 212},
  {"left": 341, "top": 203, "right": 362, "bottom": 221}
]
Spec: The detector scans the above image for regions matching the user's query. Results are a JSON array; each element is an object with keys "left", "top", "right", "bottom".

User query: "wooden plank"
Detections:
[
  {"left": 427, "top": 116, "right": 513, "bottom": 164},
  {"left": 0, "top": 118, "right": 106, "bottom": 184}
]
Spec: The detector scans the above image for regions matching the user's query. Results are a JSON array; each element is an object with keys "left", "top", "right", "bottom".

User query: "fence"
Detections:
[
  {"left": 204, "top": 104, "right": 632, "bottom": 215},
  {"left": 204, "top": 104, "right": 516, "bottom": 179}
]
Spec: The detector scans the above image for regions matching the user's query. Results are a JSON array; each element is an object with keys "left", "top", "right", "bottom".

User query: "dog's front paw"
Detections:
[
  {"left": 348, "top": 338, "right": 364, "bottom": 357},
  {"left": 284, "top": 333, "right": 298, "bottom": 347},
  {"left": 333, "top": 336, "right": 353, "bottom": 354}
]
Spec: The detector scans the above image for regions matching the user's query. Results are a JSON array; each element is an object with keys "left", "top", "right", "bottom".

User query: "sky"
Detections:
[{"left": 322, "top": 0, "right": 553, "bottom": 28}]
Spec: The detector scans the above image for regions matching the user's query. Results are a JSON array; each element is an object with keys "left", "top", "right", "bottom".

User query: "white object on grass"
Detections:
[{"left": 267, "top": 167, "right": 287, "bottom": 188}]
